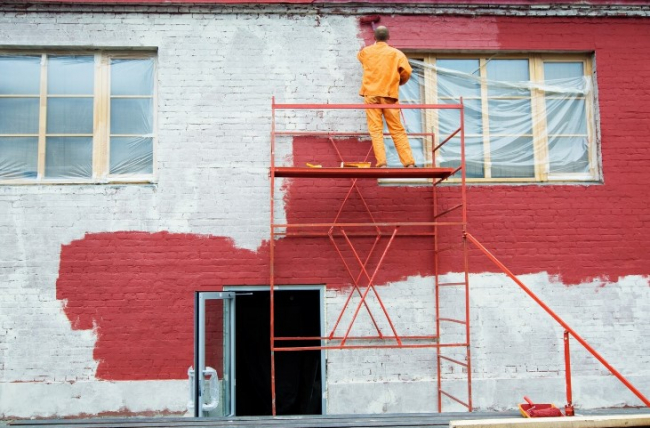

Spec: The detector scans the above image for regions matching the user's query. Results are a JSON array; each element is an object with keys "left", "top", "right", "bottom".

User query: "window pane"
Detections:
[
  {"left": 488, "top": 99, "right": 533, "bottom": 135},
  {"left": 400, "top": 69, "right": 422, "bottom": 103},
  {"left": 0, "top": 98, "right": 39, "bottom": 134},
  {"left": 439, "top": 99, "right": 482, "bottom": 136},
  {"left": 45, "top": 137, "right": 92, "bottom": 178},
  {"left": 385, "top": 136, "right": 425, "bottom": 168},
  {"left": 487, "top": 59, "right": 531, "bottom": 97},
  {"left": 545, "top": 98, "right": 587, "bottom": 135},
  {"left": 0, "top": 137, "right": 38, "bottom": 179},
  {"left": 0, "top": 56, "right": 41, "bottom": 95},
  {"left": 48, "top": 56, "right": 94, "bottom": 95},
  {"left": 47, "top": 98, "right": 94, "bottom": 134},
  {"left": 437, "top": 59, "right": 481, "bottom": 98},
  {"left": 438, "top": 136, "right": 484, "bottom": 178},
  {"left": 111, "top": 58, "right": 154, "bottom": 96},
  {"left": 110, "top": 137, "right": 153, "bottom": 175},
  {"left": 548, "top": 136, "right": 589, "bottom": 174},
  {"left": 111, "top": 98, "right": 153, "bottom": 134},
  {"left": 544, "top": 62, "right": 584, "bottom": 80},
  {"left": 381, "top": 70, "right": 425, "bottom": 167},
  {"left": 399, "top": 73, "right": 424, "bottom": 134},
  {"left": 490, "top": 136, "right": 535, "bottom": 178}
]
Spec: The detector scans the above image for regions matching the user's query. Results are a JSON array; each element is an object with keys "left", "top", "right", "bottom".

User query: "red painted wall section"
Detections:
[
  {"left": 57, "top": 16, "right": 650, "bottom": 380},
  {"left": 359, "top": 15, "right": 650, "bottom": 285}
]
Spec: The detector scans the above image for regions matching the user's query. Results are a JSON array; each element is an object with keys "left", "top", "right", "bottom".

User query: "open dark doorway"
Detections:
[{"left": 234, "top": 288, "right": 322, "bottom": 416}]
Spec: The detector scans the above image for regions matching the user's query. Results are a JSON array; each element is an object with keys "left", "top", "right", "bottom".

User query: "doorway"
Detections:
[{"left": 231, "top": 287, "right": 324, "bottom": 416}]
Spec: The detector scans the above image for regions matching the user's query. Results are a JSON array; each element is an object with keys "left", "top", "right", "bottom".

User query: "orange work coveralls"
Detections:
[{"left": 357, "top": 41, "right": 415, "bottom": 168}]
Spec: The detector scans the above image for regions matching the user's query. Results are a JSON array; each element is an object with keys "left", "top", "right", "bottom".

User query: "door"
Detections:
[
  {"left": 233, "top": 288, "right": 324, "bottom": 416},
  {"left": 193, "top": 291, "right": 235, "bottom": 417}
]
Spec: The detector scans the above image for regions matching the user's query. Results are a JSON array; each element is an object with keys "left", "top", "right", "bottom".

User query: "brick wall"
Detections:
[{"left": 1, "top": 6, "right": 649, "bottom": 418}]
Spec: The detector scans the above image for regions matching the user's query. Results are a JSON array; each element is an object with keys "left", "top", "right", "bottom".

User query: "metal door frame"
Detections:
[{"left": 193, "top": 291, "right": 236, "bottom": 418}]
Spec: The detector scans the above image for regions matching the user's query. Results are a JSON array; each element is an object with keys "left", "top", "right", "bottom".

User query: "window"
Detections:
[
  {"left": 0, "top": 52, "right": 155, "bottom": 183},
  {"left": 387, "top": 54, "right": 599, "bottom": 182}
]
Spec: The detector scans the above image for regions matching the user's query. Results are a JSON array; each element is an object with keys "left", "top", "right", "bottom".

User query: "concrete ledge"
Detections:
[{"left": 450, "top": 414, "right": 650, "bottom": 428}]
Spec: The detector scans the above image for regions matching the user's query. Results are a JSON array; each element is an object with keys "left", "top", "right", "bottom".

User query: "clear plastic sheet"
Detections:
[
  {"left": 0, "top": 137, "right": 38, "bottom": 179},
  {"left": 0, "top": 55, "right": 155, "bottom": 181},
  {"left": 393, "top": 58, "right": 595, "bottom": 180},
  {"left": 110, "top": 98, "right": 153, "bottom": 135},
  {"left": 47, "top": 98, "right": 94, "bottom": 134},
  {"left": 45, "top": 137, "right": 93, "bottom": 178},
  {"left": 0, "top": 56, "right": 41, "bottom": 95},
  {"left": 0, "top": 56, "right": 41, "bottom": 179},
  {"left": 111, "top": 58, "right": 154, "bottom": 96},
  {"left": 0, "top": 98, "right": 40, "bottom": 134},
  {"left": 384, "top": 71, "right": 426, "bottom": 167},
  {"left": 110, "top": 136, "right": 153, "bottom": 175},
  {"left": 44, "top": 56, "right": 95, "bottom": 179},
  {"left": 48, "top": 56, "right": 94, "bottom": 95},
  {"left": 109, "top": 58, "right": 154, "bottom": 177}
]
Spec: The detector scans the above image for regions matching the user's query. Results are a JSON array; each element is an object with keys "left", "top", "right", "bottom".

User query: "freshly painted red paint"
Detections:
[{"left": 57, "top": 16, "right": 650, "bottom": 380}]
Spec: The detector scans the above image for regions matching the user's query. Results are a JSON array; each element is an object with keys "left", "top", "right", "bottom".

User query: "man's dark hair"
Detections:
[{"left": 374, "top": 26, "right": 390, "bottom": 42}]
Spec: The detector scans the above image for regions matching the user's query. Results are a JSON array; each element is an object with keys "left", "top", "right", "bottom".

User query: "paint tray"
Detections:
[{"left": 518, "top": 396, "right": 563, "bottom": 418}]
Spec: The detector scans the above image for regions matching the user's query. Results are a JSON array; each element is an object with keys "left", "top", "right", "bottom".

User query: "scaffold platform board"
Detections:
[{"left": 273, "top": 166, "right": 456, "bottom": 179}]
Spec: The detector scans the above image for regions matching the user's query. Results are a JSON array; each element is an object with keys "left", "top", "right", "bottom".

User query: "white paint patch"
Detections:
[
  {"left": 0, "top": 380, "right": 186, "bottom": 419},
  {"left": 325, "top": 273, "right": 650, "bottom": 413}
]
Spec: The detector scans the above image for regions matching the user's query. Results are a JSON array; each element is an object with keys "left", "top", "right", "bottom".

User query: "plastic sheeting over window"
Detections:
[
  {"left": 109, "top": 58, "right": 154, "bottom": 176},
  {"left": 0, "top": 56, "right": 40, "bottom": 179},
  {"left": 45, "top": 56, "right": 94, "bottom": 179},
  {"left": 45, "top": 137, "right": 93, "bottom": 178},
  {"left": 384, "top": 71, "right": 426, "bottom": 168},
  {"left": 110, "top": 137, "right": 153, "bottom": 175},
  {"left": 0, "top": 53, "right": 155, "bottom": 183},
  {"left": 400, "top": 57, "right": 596, "bottom": 181},
  {"left": 0, "top": 137, "right": 38, "bottom": 179}
]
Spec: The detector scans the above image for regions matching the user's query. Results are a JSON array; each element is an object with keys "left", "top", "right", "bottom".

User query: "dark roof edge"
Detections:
[{"left": 1, "top": 0, "right": 649, "bottom": 17}]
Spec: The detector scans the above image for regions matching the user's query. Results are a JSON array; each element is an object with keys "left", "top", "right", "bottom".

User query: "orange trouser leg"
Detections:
[
  {"left": 384, "top": 104, "right": 415, "bottom": 167},
  {"left": 364, "top": 96, "right": 387, "bottom": 167}
]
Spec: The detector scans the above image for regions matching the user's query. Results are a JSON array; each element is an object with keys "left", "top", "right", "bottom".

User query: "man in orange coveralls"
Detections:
[{"left": 358, "top": 25, "right": 416, "bottom": 168}]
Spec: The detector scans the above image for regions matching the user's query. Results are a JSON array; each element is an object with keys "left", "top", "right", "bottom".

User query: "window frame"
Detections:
[
  {"left": 400, "top": 52, "right": 600, "bottom": 184},
  {"left": 0, "top": 50, "right": 157, "bottom": 185}
]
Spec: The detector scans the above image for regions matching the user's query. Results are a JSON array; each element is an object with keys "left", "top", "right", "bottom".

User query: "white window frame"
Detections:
[{"left": 0, "top": 50, "right": 157, "bottom": 185}]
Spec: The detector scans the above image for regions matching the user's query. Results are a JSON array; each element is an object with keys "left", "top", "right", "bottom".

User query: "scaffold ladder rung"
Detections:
[
  {"left": 439, "top": 355, "right": 468, "bottom": 368},
  {"left": 439, "top": 318, "right": 467, "bottom": 325},
  {"left": 438, "top": 282, "right": 466, "bottom": 287}
]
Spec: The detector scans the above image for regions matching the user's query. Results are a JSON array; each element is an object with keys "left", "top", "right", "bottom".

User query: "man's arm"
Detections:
[{"left": 398, "top": 53, "right": 412, "bottom": 85}]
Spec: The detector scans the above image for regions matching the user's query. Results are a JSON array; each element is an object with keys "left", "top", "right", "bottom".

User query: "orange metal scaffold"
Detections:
[{"left": 268, "top": 98, "right": 471, "bottom": 415}]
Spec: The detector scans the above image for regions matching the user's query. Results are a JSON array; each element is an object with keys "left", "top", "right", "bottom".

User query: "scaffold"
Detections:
[
  {"left": 267, "top": 97, "right": 650, "bottom": 418},
  {"left": 269, "top": 98, "right": 472, "bottom": 415}
]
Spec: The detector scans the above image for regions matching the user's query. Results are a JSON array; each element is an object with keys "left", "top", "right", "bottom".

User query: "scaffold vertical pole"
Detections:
[
  {"left": 460, "top": 98, "right": 473, "bottom": 412},
  {"left": 434, "top": 138, "right": 442, "bottom": 413},
  {"left": 270, "top": 97, "right": 277, "bottom": 416}
]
